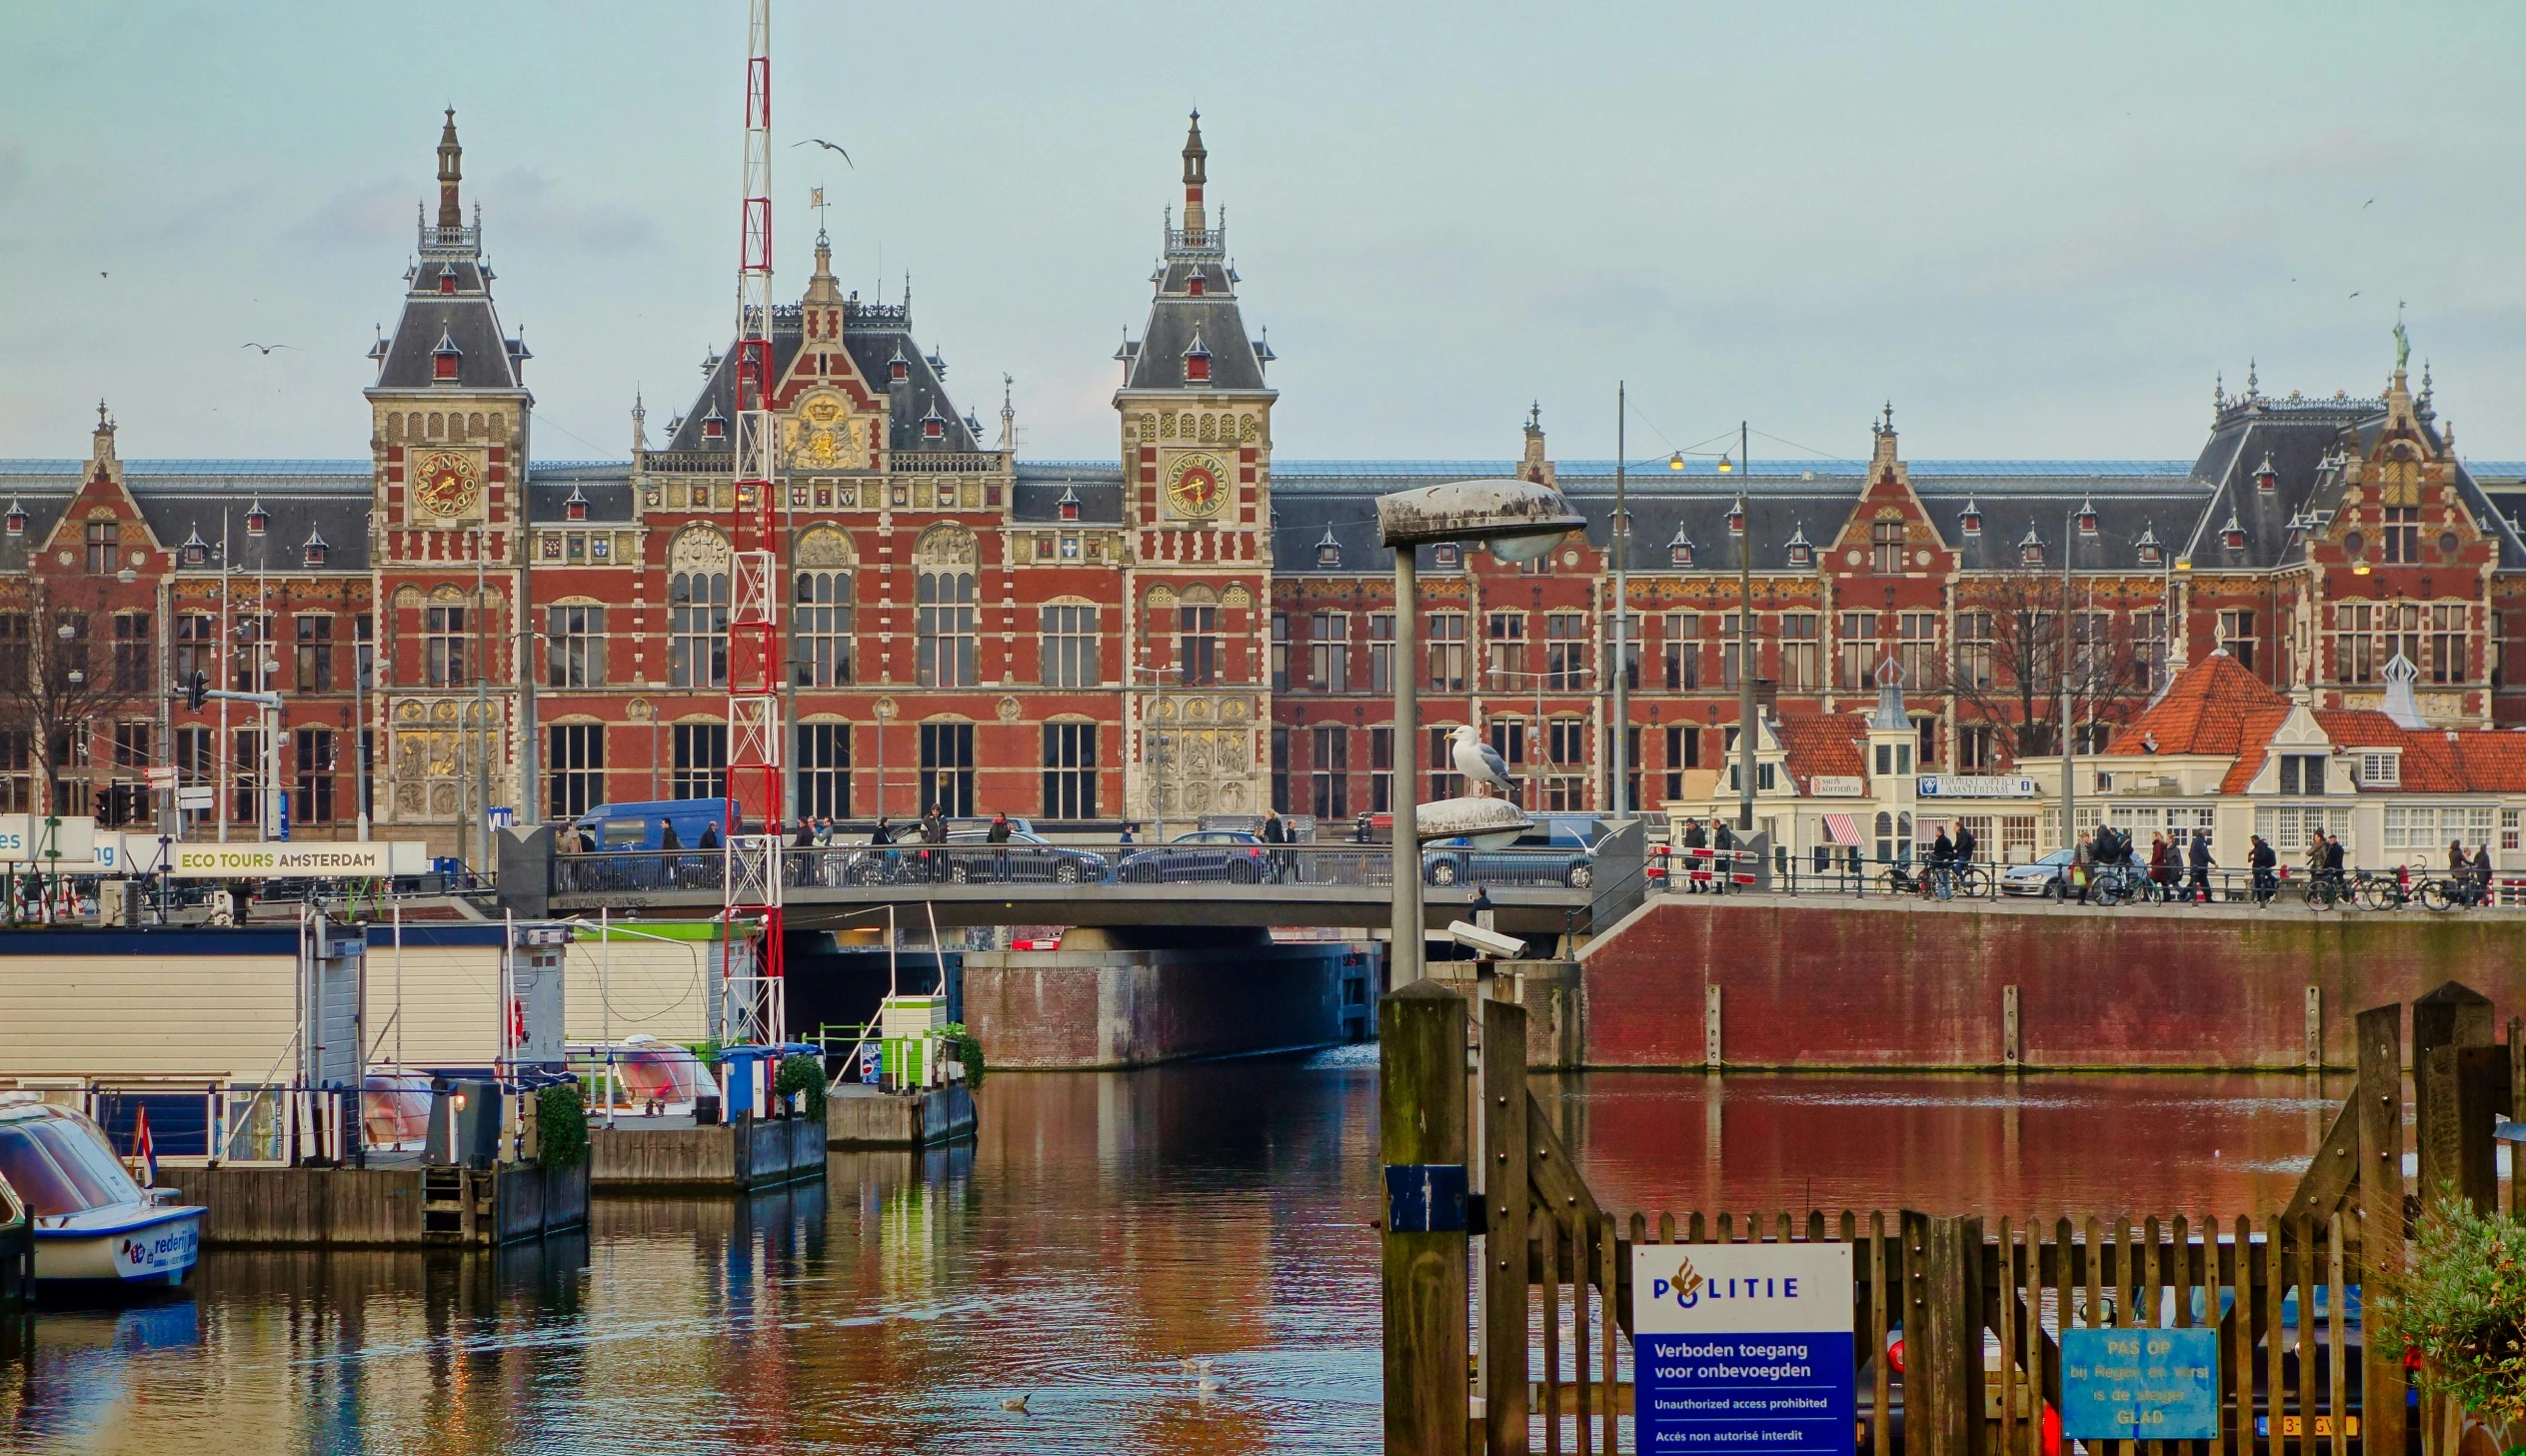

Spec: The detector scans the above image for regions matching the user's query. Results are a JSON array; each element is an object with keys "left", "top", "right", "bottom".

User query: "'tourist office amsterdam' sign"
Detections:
[{"left": 1631, "top": 1242, "right": 1856, "bottom": 1455}]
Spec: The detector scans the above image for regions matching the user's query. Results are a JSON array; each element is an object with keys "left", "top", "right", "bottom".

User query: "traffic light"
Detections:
[{"left": 186, "top": 671, "right": 207, "bottom": 712}]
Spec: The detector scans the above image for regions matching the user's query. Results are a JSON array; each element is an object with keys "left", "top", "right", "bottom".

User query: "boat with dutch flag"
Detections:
[{"left": 0, "top": 1092, "right": 204, "bottom": 1288}]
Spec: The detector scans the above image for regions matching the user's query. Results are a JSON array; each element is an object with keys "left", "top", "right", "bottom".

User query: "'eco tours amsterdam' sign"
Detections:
[
  {"left": 1630, "top": 1241, "right": 1855, "bottom": 1455},
  {"left": 171, "top": 842, "right": 403, "bottom": 878}
]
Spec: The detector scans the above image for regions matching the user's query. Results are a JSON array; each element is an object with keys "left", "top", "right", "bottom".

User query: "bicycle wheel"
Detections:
[
  {"left": 1878, "top": 868, "right": 1912, "bottom": 898},
  {"left": 1960, "top": 866, "right": 1992, "bottom": 899},
  {"left": 2093, "top": 872, "right": 2124, "bottom": 907},
  {"left": 2418, "top": 878, "right": 2452, "bottom": 912},
  {"left": 2357, "top": 877, "right": 2395, "bottom": 911}
]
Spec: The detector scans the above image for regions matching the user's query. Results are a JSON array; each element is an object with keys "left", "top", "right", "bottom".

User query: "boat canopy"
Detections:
[{"left": 0, "top": 1099, "right": 145, "bottom": 1220}]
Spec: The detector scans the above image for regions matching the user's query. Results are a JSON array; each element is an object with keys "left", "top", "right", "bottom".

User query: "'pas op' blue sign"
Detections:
[{"left": 1631, "top": 1242, "right": 1855, "bottom": 1456}]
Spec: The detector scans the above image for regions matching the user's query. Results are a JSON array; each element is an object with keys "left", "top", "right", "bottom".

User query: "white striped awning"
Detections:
[{"left": 1823, "top": 813, "right": 1861, "bottom": 846}]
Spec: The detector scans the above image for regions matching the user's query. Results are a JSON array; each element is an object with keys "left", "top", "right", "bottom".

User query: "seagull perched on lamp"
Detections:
[{"left": 1447, "top": 725, "right": 1516, "bottom": 796}]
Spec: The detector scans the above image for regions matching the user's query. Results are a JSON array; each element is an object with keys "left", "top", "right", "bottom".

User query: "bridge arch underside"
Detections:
[{"left": 548, "top": 883, "right": 1589, "bottom": 934}]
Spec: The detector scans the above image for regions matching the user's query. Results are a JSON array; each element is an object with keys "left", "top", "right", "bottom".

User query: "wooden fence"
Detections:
[{"left": 1381, "top": 978, "right": 2522, "bottom": 1456}]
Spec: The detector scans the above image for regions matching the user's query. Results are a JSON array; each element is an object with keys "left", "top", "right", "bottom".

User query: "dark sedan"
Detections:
[{"left": 1114, "top": 829, "right": 1274, "bottom": 884}]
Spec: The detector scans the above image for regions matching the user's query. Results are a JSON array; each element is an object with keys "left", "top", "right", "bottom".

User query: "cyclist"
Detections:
[{"left": 1927, "top": 824, "right": 1957, "bottom": 899}]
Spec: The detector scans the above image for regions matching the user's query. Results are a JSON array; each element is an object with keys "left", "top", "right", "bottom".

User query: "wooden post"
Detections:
[
  {"left": 1383, "top": 979, "right": 1472, "bottom": 1456},
  {"left": 2414, "top": 982, "right": 2495, "bottom": 1217},
  {"left": 1483, "top": 996, "right": 1532, "bottom": 1456},
  {"left": 2354, "top": 1003, "right": 2406, "bottom": 1456},
  {"left": 2417, "top": 1045, "right": 2507, "bottom": 1216},
  {"left": 1901, "top": 1212, "right": 1987, "bottom": 1456},
  {"left": 2511, "top": 1016, "right": 2524, "bottom": 1220}
]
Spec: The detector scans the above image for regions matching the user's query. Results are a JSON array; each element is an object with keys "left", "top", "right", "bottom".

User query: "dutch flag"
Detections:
[{"left": 132, "top": 1106, "right": 158, "bottom": 1188}]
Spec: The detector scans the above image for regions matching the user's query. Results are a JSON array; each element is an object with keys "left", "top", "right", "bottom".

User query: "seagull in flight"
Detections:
[
  {"left": 793, "top": 138, "right": 855, "bottom": 166},
  {"left": 240, "top": 342, "right": 295, "bottom": 355},
  {"left": 1447, "top": 725, "right": 1516, "bottom": 796}
]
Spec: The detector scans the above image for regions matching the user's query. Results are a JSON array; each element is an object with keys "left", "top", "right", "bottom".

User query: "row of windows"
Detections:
[{"left": 544, "top": 721, "right": 1103, "bottom": 822}]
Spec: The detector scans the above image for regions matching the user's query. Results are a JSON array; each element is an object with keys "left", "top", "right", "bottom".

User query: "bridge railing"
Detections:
[{"left": 550, "top": 841, "right": 1607, "bottom": 896}]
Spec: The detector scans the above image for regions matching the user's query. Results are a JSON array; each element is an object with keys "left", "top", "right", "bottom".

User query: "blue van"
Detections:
[{"left": 571, "top": 799, "right": 733, "bottom": 851}]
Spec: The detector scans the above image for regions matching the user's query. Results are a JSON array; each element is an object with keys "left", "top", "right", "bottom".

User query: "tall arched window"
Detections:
[
  {"left": 668, "top": 572, "right": 729, "bottom": 687},
  {"left": 793, "top": 571, "right": 853, "bottom": 687},
  {"left": 915, "top": 525, "right": 977, "bottom": 688}
]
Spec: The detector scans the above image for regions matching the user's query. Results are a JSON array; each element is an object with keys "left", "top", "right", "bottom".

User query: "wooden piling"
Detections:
[{"left": 1383, "top": 979, "right": 1470, "bottom": 1456}]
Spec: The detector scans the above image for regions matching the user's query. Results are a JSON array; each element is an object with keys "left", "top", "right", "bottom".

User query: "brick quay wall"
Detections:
[{"left": 1579, "top": 896, "right": 2526, "bottom": 1070}]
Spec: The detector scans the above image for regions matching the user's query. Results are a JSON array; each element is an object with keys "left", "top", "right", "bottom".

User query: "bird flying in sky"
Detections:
[
  {"left": 793, "top": 138, "right": 854, "bottom": 166},
  {"left": 1448, "top": 725, "right": 1516, "bottom": 795},
  {"left": 240, "top": 343, "right": 295, "bottom": 355}
]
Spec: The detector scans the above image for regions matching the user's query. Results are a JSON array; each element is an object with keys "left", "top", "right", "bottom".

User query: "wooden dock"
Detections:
[
  {"left": 826, "top": 1084, "right": 977, "bottom": 1147},
  {"left": 179, "top": 1162, "right": 589, "bottom": 1247},
  {"left": 587, "top": 1115, "right": 827, "bottom": 1191}
]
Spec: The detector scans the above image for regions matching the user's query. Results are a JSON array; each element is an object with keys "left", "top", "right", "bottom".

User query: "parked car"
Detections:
[
  {"left": 1998, "top": 848, "right": 2075, "bottom": 899},
  {"left": 931, "top": 828, "right": 1109, "bottom": 885},
  {"left": 1423, "top": 814, "right": 1602, "bottom": 888},
  {"left": 1115, "top": 829, "right": 1273, "bottom": 883}
]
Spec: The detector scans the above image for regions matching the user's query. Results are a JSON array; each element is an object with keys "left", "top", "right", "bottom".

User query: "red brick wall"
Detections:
[{"left": 1583, "top": 899, "right": 2526, "bottom": 1069}]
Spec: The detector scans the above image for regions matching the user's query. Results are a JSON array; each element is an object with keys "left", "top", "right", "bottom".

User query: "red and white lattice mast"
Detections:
[{"left": 723, "top": 0, "right": 786, "bottom": 1046}]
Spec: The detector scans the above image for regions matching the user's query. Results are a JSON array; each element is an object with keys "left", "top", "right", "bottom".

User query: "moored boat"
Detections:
[{"left": 0, "top": 1095, "right": 204, "bottom": 1288}]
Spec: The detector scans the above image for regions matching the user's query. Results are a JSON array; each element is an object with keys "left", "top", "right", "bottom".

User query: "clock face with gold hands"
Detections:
[
  {"left": 413, "top": 451, "right": 481, "bottom": 518},
  {"left": 1166, "top": 453, "right": 1228, "bottom": 519}
]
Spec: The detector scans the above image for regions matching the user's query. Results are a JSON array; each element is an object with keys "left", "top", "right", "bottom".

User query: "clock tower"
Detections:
[
  {"left": 1114, "top": 112, "right": 1279, "bottom": 825},
  {"left": 361, "top": 110, "right": 536, "bottom": 857}
]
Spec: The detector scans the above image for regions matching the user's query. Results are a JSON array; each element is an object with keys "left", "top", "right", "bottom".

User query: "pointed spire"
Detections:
[
  {"left": 92, "top": 400, "right": 116, "bottom": 468},
  {"left": 2246, "top": 357, "right": 2259, "bottom": 398},
  {"left": 2381, "top": 652, "right": 2428, "bottom": 728},
  {"left": 1870, "top": 655, "right": 1909, "bottom": 731},
  {"left": 436, "top": 108, "right": 463, "bottom": 231},
  {"left": 1181, "top": 109, "right": 1209, "bottom": 240},
  {"left": 1000, "top": 373, "right": 1016, "bottom": 453},
  {"left": 2213, "top": 370, "right": 2225, "bottom": 410},
  {"left": 632, "top": 391, "right": 648, "bottom": 454}
]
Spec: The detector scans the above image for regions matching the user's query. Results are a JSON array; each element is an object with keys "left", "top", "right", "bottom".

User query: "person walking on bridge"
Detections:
[
  {"left": 1679, "top": 817, "right": 1707, "bottom": 893},
  {"left": 988, "top": 811, "right": 1013, "bottom": 882},
  {"left": 2249, "top": 833, "right": 2277, "bottom": 906},
  {"left": 1927, "top": 824, "right": 1956, "bottom": 899},
  {"left": 1262, "top": 809, "right": 1290, "bottom": 884},
  {"left": 2186, "top": 827, "right": 2215, "bottom": 904},
  {"left": 920, "top": 803, "right": 948, "bottom": 882}
]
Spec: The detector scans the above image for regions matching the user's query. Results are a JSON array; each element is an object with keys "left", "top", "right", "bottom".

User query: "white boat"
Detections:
[{"left": 0, "top": 1095, "right": 204, "bottom": 1287}]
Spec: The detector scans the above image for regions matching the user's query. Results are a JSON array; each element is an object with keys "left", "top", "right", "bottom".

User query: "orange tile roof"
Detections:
[
  {"left": 2106, "top": 650, "right": 2288, "bottom": 759},
  {"left": 1771, "top": 714, "right": 1867, "bottom": 790}
]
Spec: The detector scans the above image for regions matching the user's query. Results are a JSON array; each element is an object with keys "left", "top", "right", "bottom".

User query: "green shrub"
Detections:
[
  {"left": 2371, "top": 1193, "right": 2526, "bottom": 1425},
  {"left": 534, "top": 1082, "right": 588, "bottom": 1170},
  {"left": 775, "top": 1053, "right": 827, "bottom": 1119},
  {"left": 942, "top": 1022, "right": 987, "bottom": 1089}
]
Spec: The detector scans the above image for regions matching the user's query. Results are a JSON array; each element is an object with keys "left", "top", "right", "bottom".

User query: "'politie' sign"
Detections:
[{"left": 1630, "top": 1241, "right": 1856, "bottom": 1455}]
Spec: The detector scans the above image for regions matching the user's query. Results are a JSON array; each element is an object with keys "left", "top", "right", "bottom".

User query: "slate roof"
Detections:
[
  {"left": 0, "top": 460, "right": 375, "bottom": 574},
  {"left": 663, "top": 303, "right": 981, "bottom": 456},
  {"left": 524, "top": 466, "right": 637, "bottom": 526},
  {"left": 372, "top": 258, "right": 526, "bottom": 394},
  {"left": 1012, "top": 465, "right": 1125, "bottom": 525}
]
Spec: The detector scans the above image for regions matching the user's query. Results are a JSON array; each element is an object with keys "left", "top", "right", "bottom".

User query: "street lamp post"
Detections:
[{"left": 1376, "top": 478, "right": 1585, "bottom": 987}]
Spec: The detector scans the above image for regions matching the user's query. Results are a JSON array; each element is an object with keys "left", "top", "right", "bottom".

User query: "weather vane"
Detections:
[{"left": 810, "top": 186, "right": 830, "bottom": 236}]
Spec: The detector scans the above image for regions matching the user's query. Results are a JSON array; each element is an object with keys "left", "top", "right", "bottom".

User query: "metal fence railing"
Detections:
[
  {"left": 552, "top": 841, "right": 1604, "bottom": 895},
  {"left": 1648, "top": 844, "right": 2526, "bottom": 911},
  {"left": 4, "top": 1080, "right": 361, "bottom": 1169}
]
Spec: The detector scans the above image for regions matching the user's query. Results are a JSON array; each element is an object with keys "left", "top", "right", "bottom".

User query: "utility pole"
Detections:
[
  {"left": 474, "top": 524, "right": 490, "bottom": 872},
  {"left": 1735, "top": 421, "right": 1755, "bottom": 833},
  {"left": 2058, "top": 507, "right": 2076, "bottom": 858},
  {"left": 518, "top": 499, "right": 538, "bottom": 827},
  {"left": 1611, "top": 382, "right": 1629, "bottom": 817}
]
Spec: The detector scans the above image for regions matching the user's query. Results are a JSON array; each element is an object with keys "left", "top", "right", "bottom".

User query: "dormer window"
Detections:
[
  {"left": 889, "top": 347, "right": 909, "bottom": 383},
  {"left": 1784, "top": 526, "right": 1814, "bottom": 568},
  {"left": 1058, "top": 485, "right": 1081, "bottom": 522},
  {"left": 181, "top": 529, "right": 208, "bottom": 566},
  {"left": 1316, "top": 527, "right": 1341, "bottom": 568},
  {"left": 565, "top": 486, "right": 590, "bottom": 522},
  {"left": 2076, "top": 500, "right": 2098, "bottom": 535},
  {"left": 3, "top": 501, "right": 22, "bottom": 537},
  {"left": 302, "top": 530, "right": 328, "bottom": 567},
  {"left": 1188, "top": 273, "right": 1207, "bottom": 296},
  {"left": 923, "top": 407, "right": 946, "bottom": 442},
  {"left": 2254, "top": 451, "right": 2278, "bottom": 493},
  {"left": 1727, "top": 505, "right": 1744, "bottom": 536},
  {"left": 437, "top": 264, "right": 457, "bottom": 296},
  {"left": 701, "top": 407, "right": 727, "bottom": 441},
  {"left": 2136, "top": 526, "right": 2162, "bottom": 566},
  {"left": 2222, "top": 511, "right": 2245, "bottom": 552},
  {"left": 245, "top": 501, "right": 269, "bottom": 538},
  {"left": 1432, "top": 543, "right": 1461, "bottom": 569},
  {"left": 1959, "top": 500, "right": 1981, "bottom": 536},
  {"left": 1668, "top": 529, "right": 1694, "bottom": 567},
  {"left": 432, "top": 329, "right": 461, "bottom": 382},
  {"left": 2018, "top": 529, "right": 2044, "bottom": 567},
  {"left": 1183, "top": 332, "right": 1212, "bottom": 384}
]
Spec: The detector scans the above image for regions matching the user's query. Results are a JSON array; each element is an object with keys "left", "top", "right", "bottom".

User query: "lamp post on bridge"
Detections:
[{"left": 1375, "top": 479, "right": 1585, "bottom": 987}]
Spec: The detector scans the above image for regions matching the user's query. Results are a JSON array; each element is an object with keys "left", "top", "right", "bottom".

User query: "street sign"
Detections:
[
  {"left": 2061, "top": 1327, "right": 2217, "bottom": 1441},
  {"left": 144, "top": 766, "right": 178, "bottom": 788},
  {"left": 489, "top": 805, "right": 516, "bottom": 829},
  {"left": 176, "top": 787, "right": 215, "bottom": 808},
  {"left": 1631, "top": 1241, "right": 1855, "bottom": 1456},
  {"left": 1917, "top": 774, "right": 2039, "bottom": 798}
]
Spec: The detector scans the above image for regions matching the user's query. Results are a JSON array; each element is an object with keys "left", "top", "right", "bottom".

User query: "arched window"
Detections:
[
  {"left": 668, "top": 571, "right": 729, "bottom": 687},
  {"left": 793, "top": 571, "right": 853, "bottom": 687},
  {"left": 915, "top": 526, "right": 978, "bottom": 688}
]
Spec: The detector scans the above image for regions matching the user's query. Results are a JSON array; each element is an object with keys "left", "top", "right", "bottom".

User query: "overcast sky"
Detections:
[{"left": 4, "top": 1, "right": 2522, "bottom": 467}]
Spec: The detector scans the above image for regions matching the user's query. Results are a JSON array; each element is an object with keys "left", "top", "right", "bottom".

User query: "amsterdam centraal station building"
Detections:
[{"left": 6, "top": 113, "right": 2526, "bottom": 871}]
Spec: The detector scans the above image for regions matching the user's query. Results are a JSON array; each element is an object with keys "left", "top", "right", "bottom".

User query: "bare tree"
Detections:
[
  {"left": 1948, "top": 570, "right": 2154, "bottom": 763},
  {"left": 0, "top": 583, "right": 153, "bottom": 820}
]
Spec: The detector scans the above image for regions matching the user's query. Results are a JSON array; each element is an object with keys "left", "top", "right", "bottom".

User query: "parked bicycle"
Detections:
[{"left": 1877, "top": 860, "right": 1993, "bottom": 900}]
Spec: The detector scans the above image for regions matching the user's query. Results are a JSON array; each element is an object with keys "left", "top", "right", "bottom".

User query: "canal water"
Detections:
[{"left": 0, "top": 1056, "right": 2350, "bottom": 1455}]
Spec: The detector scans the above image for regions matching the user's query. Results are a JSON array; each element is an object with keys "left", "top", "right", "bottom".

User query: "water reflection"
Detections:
[{"left": 0, "top": 1062, "right": 2359, "bottom": 1453}]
